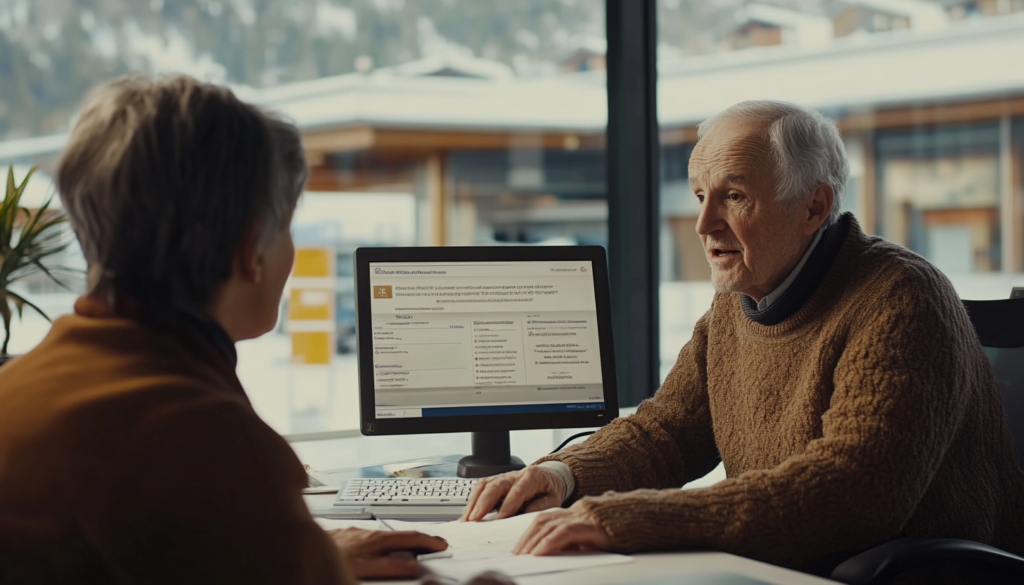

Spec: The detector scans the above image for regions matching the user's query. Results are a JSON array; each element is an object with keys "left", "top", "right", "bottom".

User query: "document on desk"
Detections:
[
  {"left": 313, "top": 518, "right": 384, "bottom": 532},
  {"left": 384, "top": 512, "right": 537, "bottom": 558},
  {"left": 384, "top": 512, "right": 633, "bottom": 579},
  {"left": 423, "top": 552, "right": 633, "bottom": 581}
]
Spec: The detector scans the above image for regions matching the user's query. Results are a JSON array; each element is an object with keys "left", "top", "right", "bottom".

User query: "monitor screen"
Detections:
[{"left": 355, "top": 246, "right": 618, "bottom": 437}]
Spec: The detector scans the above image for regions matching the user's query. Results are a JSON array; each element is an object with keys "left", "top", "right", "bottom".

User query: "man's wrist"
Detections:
[{"left": 536, "top": 461, "right": 576, "bottom": 504}]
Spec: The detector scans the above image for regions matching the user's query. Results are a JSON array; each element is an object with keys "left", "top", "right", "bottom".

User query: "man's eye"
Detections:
[
  {"left": 695, "top": 194, "right": 705, "bottom": 203},
  {"left": 728, "top": 192, "right": 743, "bottom": 201}
]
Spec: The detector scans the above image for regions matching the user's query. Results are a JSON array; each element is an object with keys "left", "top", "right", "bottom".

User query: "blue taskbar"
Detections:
[{"left": 421, "top": 402, "right": 605, "bottom": 418}]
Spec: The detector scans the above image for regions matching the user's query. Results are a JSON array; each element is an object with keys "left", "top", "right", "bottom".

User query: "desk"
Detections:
[{"left": 304, "top": 495, "right": 840, "bottom": 585}]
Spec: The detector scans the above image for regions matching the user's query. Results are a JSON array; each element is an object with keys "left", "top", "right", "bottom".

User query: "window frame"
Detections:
[{"left": 606, "top": 0, "right": 662, "bottom": 407}]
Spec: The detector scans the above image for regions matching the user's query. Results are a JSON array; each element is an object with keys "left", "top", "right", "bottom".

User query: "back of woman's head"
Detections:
[{"left": 56, "top": 75, "right": 306, "bottom": 309}]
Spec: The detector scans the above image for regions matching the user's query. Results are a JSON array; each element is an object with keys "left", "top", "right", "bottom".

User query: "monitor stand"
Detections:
[{"left": 457, "top": 431, "right": 526, "bottom": 478}]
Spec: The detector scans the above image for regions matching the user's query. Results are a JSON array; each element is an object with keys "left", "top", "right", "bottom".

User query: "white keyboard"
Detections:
[{"left": 335, "top": 477, "right": 479, "bottom": 506}]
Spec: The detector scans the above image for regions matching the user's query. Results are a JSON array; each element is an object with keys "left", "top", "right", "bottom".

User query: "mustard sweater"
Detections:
[
  {"left": 538, "top": 216, "right": 1024, "bottom": 576},
  {"left": 0, "top": 305, "right": 352, "bottom": 584}
]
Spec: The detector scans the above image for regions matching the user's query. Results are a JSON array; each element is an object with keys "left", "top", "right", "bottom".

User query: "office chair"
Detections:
[{"left": 830, "top": 291, "right": 1024, "bottom": 585}]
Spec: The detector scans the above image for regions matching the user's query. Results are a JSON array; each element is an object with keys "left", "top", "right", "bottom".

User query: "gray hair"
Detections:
[
  {"left": 56, "top": 75, "right": 306, "bottom": 309},
  {"left": 697, "top": 100, "right": 849, "bottom": 226}
]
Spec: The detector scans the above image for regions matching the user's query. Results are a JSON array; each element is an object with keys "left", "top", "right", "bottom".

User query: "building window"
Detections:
[{"left": 877, "top": 124, "right": 1003, "bottom": 274}]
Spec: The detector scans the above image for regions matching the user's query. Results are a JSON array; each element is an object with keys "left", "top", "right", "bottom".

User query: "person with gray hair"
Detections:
[
  {"left": 461, "top": 100, "right": 1024, "bottom": 582},
  {"left": 0, "top": 75, "right": 452, "bottom": 584}
]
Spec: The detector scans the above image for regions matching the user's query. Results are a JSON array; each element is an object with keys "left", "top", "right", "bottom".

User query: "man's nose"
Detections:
[{"left": 695, "top": 198, "right": 722, "bottom": 236}]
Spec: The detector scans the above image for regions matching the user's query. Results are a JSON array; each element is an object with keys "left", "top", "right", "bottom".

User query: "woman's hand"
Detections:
[{"left": 327, "top": 527, "right": 447, "bottom": 579}]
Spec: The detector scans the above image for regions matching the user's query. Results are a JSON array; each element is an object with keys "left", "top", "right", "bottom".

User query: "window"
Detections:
[
  {"left": 0, "top": 1, "right": 609, "bottom": 443},
  {"left": 876, "top": 124, "right": 1003, "bottom": 275},
  {"left": 657, "top": 0, "right": 1024, "bottom": 381}
]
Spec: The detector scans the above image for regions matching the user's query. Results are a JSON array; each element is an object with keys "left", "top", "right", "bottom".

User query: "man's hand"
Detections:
[
  {"left": 327, "top": 527, "right": 447, "bottom": 579},
  {"left": 460, "top": 466, "right": 566, "bottom": 522},
  {"left": 511, "top": 504, "right": 612, "bottom": 556}
]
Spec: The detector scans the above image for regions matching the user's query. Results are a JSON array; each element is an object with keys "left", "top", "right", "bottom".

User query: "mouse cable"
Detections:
[{"left": 549, "top": 431, "right": 596, "bottom": 454}]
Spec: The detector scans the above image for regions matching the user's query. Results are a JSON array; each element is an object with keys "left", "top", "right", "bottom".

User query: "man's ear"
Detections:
[
  {"left": 803, "top": 183, "right": 835, "bottom": 235},
  {"left": 235, "top": 229, "right": 264, "bottom": 284}
]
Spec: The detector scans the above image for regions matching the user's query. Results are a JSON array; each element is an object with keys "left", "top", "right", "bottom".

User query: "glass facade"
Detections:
[
  {"left": 0, "top": 1, "right": 607, "bottom": 438},
  {"left": 656, "top": 1, "right": 1024, "bottom": 381},
  {"left": 4, "top": 0, "right": 1024, "bottom": 439}
]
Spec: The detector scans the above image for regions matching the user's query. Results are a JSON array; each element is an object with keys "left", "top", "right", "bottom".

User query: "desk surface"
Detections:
[
  {"left": 304, "top": 495, "right": 839, "bottom": 585},
  {"left": 378, "top": 552, "right": 840, "bottom": 585}
]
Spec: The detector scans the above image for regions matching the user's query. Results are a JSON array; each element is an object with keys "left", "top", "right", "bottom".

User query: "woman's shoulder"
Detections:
[{"left": 0, "top": 314, "right": 258, "bottom": 453}]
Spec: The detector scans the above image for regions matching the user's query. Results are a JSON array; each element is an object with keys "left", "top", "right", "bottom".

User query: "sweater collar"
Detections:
[
  {"left": 756, "top": 225, "right": 824, "bottom": 311},
  {"left": 740, "top": 213, "right": 853, "bottom": 326}
]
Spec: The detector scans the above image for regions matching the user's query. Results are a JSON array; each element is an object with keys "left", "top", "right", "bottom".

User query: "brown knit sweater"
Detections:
[
  {"left": 0, "top": 302, "right": 353, "bottom": 584},
  {"left": 537, "top": 217, "right": 1024, "bottom": 577}
]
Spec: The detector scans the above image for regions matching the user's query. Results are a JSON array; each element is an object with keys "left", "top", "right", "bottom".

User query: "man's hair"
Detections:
[
  {"left": 696, "top": 100, "right": 849, "bottom": 226},
  {"left": 56, "top": 75, "right": 306, "bottom": 309}
]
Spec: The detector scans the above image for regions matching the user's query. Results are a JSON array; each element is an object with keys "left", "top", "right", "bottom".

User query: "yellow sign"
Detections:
[
  {"left": 290, "top": 245, "right": 335, "bottom": 365},
  {"left": 291, "top": 331, "right": 332, "bottom": 365},
  {"left": 289, "top": 289, "right": 332, "bottom": 321},
  {"left": 294, "top": 247, "right": 333, "bottom": 278}
]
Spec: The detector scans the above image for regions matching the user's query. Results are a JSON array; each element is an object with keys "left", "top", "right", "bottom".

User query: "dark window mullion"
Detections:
[{"left": 606, "top": 0, "right": 661, "bottom": 407}]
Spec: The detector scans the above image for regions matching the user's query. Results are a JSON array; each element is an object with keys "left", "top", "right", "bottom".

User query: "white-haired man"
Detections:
[{"left": 461, "top": 101, "right": 1024, "bottom": 579}]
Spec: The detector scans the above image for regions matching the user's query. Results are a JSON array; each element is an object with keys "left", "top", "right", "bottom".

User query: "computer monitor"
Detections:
[{"left": 354, "top": 246, "right": 619, "bottom": 478}]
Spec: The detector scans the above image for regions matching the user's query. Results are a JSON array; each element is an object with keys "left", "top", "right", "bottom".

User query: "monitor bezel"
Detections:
[{"left": 354, "top": 245, "right": 619, "bottom": 436}]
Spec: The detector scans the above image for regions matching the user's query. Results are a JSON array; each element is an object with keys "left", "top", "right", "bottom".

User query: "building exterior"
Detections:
[
  {"left": 831, "top": 0, "right": 949, "bottom": 37},
  {"left": 941, "top": 0, "right": 1024, "bottom": 19},
  {"left": 2, "top": 11, "right": 1023, "bottom": 295},
  {"left": 719, "top": 4, "right": 832, "bottom": 51}
]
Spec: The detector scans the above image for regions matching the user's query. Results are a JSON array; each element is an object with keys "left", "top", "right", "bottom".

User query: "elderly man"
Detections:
[{"left": 461, "top": 101, "right": 1024, "bottom": 579}]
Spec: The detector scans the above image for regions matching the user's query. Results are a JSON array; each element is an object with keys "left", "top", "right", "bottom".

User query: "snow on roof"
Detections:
[
  {"left": 727, "top": 3, "right": 833, "bottom": 48},
  {"left": 564, "top": 36, "right": 608, "bottom": 56},
  {"left": 1, "top": 12, "right": 1022, "bottom": 162},
  {"left": 657, "top": 12, "right": 1023, "bottom": 125},
  {"left": 383, "top": 54, "right": 515, "bottom": 81},
  {"left": 276, "top": 73, "right": 606, "bottom": 133},
  {"left": 735, "top": 3, "right": 831, "bottom": 30},
  {"left": 0, "top": 133, "right": 69, "bottom": 165}
]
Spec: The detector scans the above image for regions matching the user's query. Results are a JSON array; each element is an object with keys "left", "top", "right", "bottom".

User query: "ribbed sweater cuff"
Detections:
[
  {"left": 576, "top": 490, "right": 706, "bottom": 553},
  {"left": 533, "top": 447, "right": 640, "bottom": 503}
]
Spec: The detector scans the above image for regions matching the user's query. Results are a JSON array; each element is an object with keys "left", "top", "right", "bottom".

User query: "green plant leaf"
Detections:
[
  {"left": 9, "top": 293, "right": 24, "bottom": 320},
  {"left": 0, "top": 294, "right": 10, "bottom": 356},
  {"left": 1, "top": 165, "right": 72, "bottom": 348},
  {"left": 7, "top": 291, "right": 50, "bottom": 323},
  {"left": 27, "top": 259, "right": 72, "bottom": 291},
  {"left": 1, "top": 168, "right": 19, "bottom": 250},
  {"left": 2, "top": 166, "right": 36, "bottom": 242}
]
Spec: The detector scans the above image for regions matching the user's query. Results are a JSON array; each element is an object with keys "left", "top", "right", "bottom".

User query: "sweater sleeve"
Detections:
[
  {"left": 74, "top": 388, "right": 354, "bottom": 585},
  {"left": 574, "top": 271, "right": 977, "bottom": 568},
  {"left": 534, "top": 308, "right": 721, "bottom": 499}
]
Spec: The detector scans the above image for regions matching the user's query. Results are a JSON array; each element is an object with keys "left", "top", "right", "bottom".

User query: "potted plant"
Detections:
[{"left": 0, "top": 165, "right": 73, "bottom": 366}]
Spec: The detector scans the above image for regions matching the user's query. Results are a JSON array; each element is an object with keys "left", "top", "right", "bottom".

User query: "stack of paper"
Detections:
[{"left": 384, "top": 512, "right": 634, "bottom": 579}]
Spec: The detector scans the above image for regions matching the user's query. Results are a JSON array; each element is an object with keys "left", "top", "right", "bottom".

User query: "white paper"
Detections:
[
  {"left": 422, "top": 552, "right": 634, "bottom": 580},
  {"left": 351, "top": 513, "right": 634, "bottom": 579},
  {"left": 384, "top": 512, "right": 541, "bottom": 557},
  {"left": 313, "top": 518, "right": 385, "bottom": 532}
]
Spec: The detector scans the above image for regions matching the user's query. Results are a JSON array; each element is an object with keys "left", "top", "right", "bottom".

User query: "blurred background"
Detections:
[{"left": 1, "top": 0, "right": 1022, "bottom": 452}]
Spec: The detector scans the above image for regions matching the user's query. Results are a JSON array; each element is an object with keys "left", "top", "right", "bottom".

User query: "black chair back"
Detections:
[{"left": 962, "top": 297, "right": 1024, "bottom": 472}]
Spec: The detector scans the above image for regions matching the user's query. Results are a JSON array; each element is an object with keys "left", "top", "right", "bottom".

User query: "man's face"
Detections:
[{"left": 688, "top": 118, "right": 812, "bottom": 301}]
